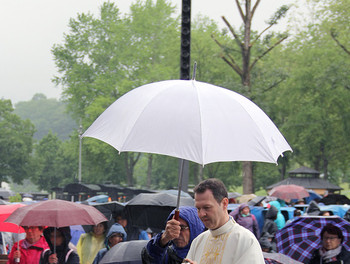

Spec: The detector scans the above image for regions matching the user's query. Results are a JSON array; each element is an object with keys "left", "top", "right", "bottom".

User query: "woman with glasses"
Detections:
[
  {"left": 7, "top": 226, "right": 49, "bottom": 264},
  {"left": 308, "top": 223, "right": 350, "bottom": 264}
]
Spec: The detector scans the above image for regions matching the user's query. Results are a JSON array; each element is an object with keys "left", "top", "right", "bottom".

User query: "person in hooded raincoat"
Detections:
[
  {"left": 229, "top": 203, "right": 260, "bottom": 238},
  {"left": 40, "top": 227, "right": 79, "bottom": 264},
  {"left": 141, "top": 206, "right": 205, "bottom": 264},
  {"left": 269, "top": 200, "right": 286, "bottom": 230},
  {"left": 92, "top": 223, "right": 127, "bottom": 264},
  {"left": 259, "top": 204, "right": 278, "bottom": 252},
  {"left": 76, "top": 222, "right": 108, "bottom": 264}
]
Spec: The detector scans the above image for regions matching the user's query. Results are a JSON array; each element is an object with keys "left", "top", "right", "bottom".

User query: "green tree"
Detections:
[
  {"left": 52, "top": 0, "right": 181, "bottom": 186},
  {"left": 274, "top": 0, "right": 350, "bottom": 183},
  {"left": 212, "top": 1, "right": 290, "bottom": 193},
  {"left": 14, "top": 93, "right": 76, "bottom": 140},
  {"left": 0, "top": 99, "right": 35, "bottom": 183}
]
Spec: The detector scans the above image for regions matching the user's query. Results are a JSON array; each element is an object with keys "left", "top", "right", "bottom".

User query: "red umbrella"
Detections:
[
  {"left": 0, "top": 203, "right": 26, "bottom": 233},
  {"left": 5, "top": 199, "right": 107, "bottom": 227},
  {"left": 269, "top": 184, "right": 309, "bottom": 200}
]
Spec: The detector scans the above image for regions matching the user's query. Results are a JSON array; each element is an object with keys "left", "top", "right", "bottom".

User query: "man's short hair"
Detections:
[{"left": 193, "top": 178, "right": 228, "bottom": 204}]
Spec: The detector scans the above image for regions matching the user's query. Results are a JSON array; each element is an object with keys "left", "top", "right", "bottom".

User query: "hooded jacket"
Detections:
[
  {"left": 92, "top": 223, "right": 127, "bottom": 264},
  {"left": 40, "top": 227, "right": 79, "bottom": 264},
  {"left": 142, "top": 206, "right": 205, "bottom": 264},
  {"left": 259, "top": 205, "right": 279, "bottom": 252},
  {"left": 229, "top": 203, "right": 260, "bottom": 238},
  {"left": 269, "top": 200, "right": 286, "bottom": 230}
]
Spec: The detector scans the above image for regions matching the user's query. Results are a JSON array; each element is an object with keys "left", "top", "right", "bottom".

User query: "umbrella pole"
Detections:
[
  {"left": 54, "top": 227, "right": 56, "bottom": 254},
  {"left": 1, "top": 232, "right": 6, "bottom": 254},
  {"left": 175, "top": 159, "right": 185, "bottom": 220}
]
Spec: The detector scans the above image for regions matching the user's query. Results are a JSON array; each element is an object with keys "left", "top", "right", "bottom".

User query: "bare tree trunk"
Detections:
[
  {"left": 124, "top": 153, "right": 141, "bottom": 186},
  {"left": 243, "top": 161, "right": 253, "bottom": 193}
]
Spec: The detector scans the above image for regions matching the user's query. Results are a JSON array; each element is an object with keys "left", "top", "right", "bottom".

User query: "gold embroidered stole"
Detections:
[{"left": 199, "top": 232, "right": 230, "bottom": 263}]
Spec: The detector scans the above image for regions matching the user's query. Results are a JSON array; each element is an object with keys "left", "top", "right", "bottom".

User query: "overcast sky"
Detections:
[{"left": 0, "top": 0, "right": 302, "bottom": 104}]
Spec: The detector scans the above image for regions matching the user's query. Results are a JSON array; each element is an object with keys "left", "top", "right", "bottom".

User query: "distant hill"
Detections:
[{"left": 14, "top": 93, "right": 76, "bottom": 141}]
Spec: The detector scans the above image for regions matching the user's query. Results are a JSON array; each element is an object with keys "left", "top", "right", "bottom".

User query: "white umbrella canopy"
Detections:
[{"left": 82, "top": 79, "right": 291, "bottom": 165}]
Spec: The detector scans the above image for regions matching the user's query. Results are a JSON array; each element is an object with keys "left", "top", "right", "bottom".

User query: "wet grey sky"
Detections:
[{"left": 0, "top": 0, "right": 300, "bottom": 104}]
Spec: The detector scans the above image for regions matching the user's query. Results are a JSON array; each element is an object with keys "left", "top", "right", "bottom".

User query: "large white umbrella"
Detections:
[
  {"left": 82, "top": 79, "right": 292, "bottom": 165},
  {"left": 82, "top": 79, "right": 292, "bottom": 217}
]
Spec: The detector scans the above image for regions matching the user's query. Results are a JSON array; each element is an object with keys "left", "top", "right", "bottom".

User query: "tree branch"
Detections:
[
  {"left": 262, "top": 78, "right": 286, "bottom": 93},
  {"left": 331, "top": 30, "right": 350, "bottom": 56},
  {"left": 251, "top": 0, "right": 261, "bottom": 18},
  {"left": 235, "top": 0, "right": 245, "bottom": 21},
  {"left": 222, "top": 16, "right": 243, "bottom": 50},
  {"left": 249, "top": 35, "right": 288, "bottom": 71},
  {"left": 251, "top": 24, "right": 273, "bottom": 46},
  {"left": 211, "top": 34, "right": 243, "bottom": 75}
]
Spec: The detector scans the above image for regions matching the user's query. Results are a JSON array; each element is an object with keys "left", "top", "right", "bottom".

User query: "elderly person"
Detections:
[
  {"left": 92, "top": 223, "right": 127, "bottom": 264},
  {"left": 308, "top": 223, "right": 350, "bottom": 264},
  {"left": 230, "top": 203, "right": 260, "bottom": 238},
  {"left": 142, "top": 206, "right": 205, "bottom": 264},
  {"left": 7, "top": 226, "right": 49, "bottom": 264}
]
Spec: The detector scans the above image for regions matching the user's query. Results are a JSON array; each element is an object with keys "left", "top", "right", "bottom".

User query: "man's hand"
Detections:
[
  {"left": 182, "top": 258, "right": 197, "bottom": 264},
  {"left": 160, "top": 218, "right": 181, "bottom": 247}
]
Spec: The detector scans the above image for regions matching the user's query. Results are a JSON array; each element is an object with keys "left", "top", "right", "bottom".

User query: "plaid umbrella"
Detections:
[
  {"left": 263, "top": 252, "right": 303, "bottom": 264},
  {"left": 275, "top": 216, "right": 350, "bottom": 263}
]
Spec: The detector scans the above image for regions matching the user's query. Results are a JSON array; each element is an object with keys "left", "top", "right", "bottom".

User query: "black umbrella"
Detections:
[
  {"left": 319, "top": 194, "right": 350, "bottom": 205},
  {"left": 248, "top": 196, "right": 266, "bottom": 206},
  {"left": 83, "top": 201, "right": 125, "bottom": 233},
  {"left": 124, "top": 192, "right": 194, "bottom": 232},
  {"left": 100, "top": 240, "right": 148, "bottom": 264}
]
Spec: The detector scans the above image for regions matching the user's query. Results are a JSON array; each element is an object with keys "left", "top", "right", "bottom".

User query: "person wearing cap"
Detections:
[
  {"left": 92, "top": 223, "right": 127, "bottom": 264},
  {"left": 142, "top": 206, "right": 205, "bottom": 264}
]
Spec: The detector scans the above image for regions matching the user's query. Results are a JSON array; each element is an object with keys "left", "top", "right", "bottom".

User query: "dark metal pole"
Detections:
[{"left": 175, "top": 0, "right": 191, "bottom": 221}]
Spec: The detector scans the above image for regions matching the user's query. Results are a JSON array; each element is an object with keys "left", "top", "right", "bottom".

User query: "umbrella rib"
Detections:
[{"left": 191, "top": 80, "right": 205, "bottom": 165}]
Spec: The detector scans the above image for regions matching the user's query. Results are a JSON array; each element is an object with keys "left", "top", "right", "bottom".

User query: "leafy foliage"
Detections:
[
  {"left": 0, "top": 99, "right": 35, "bottom": 183},
  {"left": 14, "top": 93, "right": 76, "bottom": 141}
]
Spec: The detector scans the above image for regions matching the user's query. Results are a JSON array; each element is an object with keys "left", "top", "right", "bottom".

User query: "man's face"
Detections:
[
  {"left": 195, "top": 189, "right": 228, "bottom": 230},
  {"left": 322, "top": 231, "right": 341, "bottom": 250},
  {"left": 108, "top": 233, "right": 123, "bottom": 248},
  {"left": 23, "top": 226, "right": 42, "bottom": 244},
  {"left": 173, "top": 218, "right": 190, "bottom": 248}
]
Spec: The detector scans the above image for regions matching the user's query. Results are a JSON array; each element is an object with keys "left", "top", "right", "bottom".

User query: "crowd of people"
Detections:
[{"left": 2, "top": 179, "right": 350, "bottom": 263}]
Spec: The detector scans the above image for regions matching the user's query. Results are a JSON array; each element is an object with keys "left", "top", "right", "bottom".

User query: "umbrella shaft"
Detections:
[{"left": 176, "top": 159, "right": 185, "bottom": 213}]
